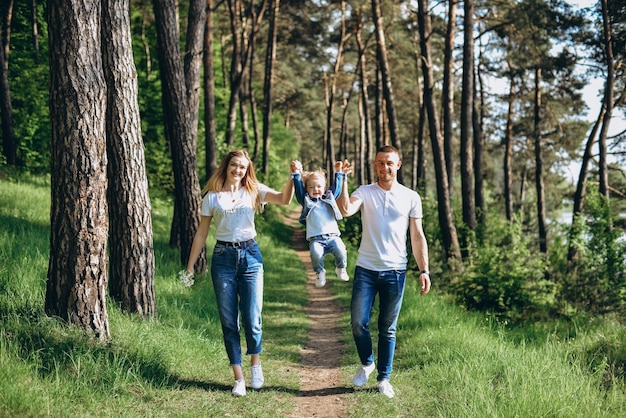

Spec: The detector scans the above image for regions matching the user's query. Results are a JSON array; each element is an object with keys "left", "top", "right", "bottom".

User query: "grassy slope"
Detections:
[{"left": 1, "top": 175, "right": 625, "bottom": 417}]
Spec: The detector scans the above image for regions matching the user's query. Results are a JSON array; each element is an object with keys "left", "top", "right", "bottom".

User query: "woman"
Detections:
[{"left": 182, "top": 149, "right": 297, "bottom": 397}]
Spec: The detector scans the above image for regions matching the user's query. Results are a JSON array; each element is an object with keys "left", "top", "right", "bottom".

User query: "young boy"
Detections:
[{"left": 292, "top": 160, "right": 350, "bottom": 287}]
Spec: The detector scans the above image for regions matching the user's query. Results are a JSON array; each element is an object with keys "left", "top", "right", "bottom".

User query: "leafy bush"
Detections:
[
  {"left": 557, "top": 186, "right": 626, "bottom": 317},
  {"left": 451, "top": 215, "right": 551, "bottom": 321}
]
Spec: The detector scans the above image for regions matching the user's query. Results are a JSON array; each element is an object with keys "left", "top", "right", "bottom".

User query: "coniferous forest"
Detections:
[{"left": 0, "top": 0, "right": 625, "bottom": 357}]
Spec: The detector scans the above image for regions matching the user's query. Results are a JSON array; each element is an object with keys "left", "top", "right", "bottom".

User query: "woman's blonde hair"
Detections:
[{"left": 202, "top": 149, "right": 262, "bottom": 211}]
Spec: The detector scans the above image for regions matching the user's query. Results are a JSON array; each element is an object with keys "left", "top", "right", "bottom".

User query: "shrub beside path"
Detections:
[{"left": 284, "top": 208, "right": 352, "bottom": 417}]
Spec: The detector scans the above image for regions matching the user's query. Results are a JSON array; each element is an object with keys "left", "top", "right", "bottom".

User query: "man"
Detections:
[{"left": 337, "top": 145, "right": 431, "bottom": 398}]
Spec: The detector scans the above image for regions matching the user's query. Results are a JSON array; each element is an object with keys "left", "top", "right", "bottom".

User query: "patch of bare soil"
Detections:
[{"left": 285, "top": 209, "right": 353, "bottom": 418}]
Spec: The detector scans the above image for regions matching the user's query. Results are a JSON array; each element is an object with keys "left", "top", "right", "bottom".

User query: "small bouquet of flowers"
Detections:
[{"left": 178, "top": 269, "right": 194, "bottom": 287}]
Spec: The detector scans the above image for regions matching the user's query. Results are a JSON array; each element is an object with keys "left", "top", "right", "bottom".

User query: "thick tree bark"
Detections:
[
  {"left": 204, "top": 0, "right": 218, "bottom": 180},
  {"left": 371, "top": 0, "right": 402, "bottom": 182},
  {"left": 533, "top": 67, "right": 548, "bottom": 253},
  {"left": 262, "top": 0, "right": 279, "bottom": 175},
  {"left": 153, "top": 0, "right": 205, "bottom": 271},
  {"left": 103, "top": 0, "right": 156, "bottom": 318},
  {"left": 46, "top": 0, "right": 109, "bottom": 338},
  {"left": 443, "top": 0, "right": 457, "bottom": 194},
  {"left": 0, "top": 0, "right": 16, "bottom": 166},
  {"left": 460, "top": 0, "right": 476, "bottom": 243},
  {"left": 417, "top": 0, "right": 461, "bottom": 261}
]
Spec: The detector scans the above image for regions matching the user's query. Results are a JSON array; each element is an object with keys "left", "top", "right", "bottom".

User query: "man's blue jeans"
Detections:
[
  {"left": 351, "top": 266, "right": 406, "bottom": 381},
  {"left": 211, "top": 242, "right": 264, "bottom": 366},
  {"left": 309, "top": 234, "right": 347, "bottom": 273}
]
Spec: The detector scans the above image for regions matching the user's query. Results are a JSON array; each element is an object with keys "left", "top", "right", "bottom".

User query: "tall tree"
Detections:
[
  {"left": 153, "top": 0, "right": 206, "bottom": 270},
  {"left": 371, "top": 0, "right": 402, "bottom": 183},
  {"left": 416, "top": 0, "right": 461, "bottom": 261},
  {"left": 533, "top": 67, "right": 548, "bottom": 253},
  {"left": 568, "top": 106, "right": 604, "bottom": 263},
  {"left": 598, "top": 0, "right": 614, "bottom": 205},
  {"left": 473, "top": 45, "right": 485, "bottom": 224},
  {"left": 103, "top": 0, "right": 156, "bottom": 317},
  {"left": 503, "top": 66, "right": 516, "bottom": 222},
  {"left": 460, "top": 0, "right": 476, "bottom": 246},
  {"left": 46, "top": 0, "right": 109, "bottom": 338},
  {"left": 323, "top": 0, "right": 348, "bottom": 174},
  {"left": 355, "top": 6, "right": 373, "bottom": 185},
  {"left": 262, "top": 0, "right": 279, "bottom": 175},
  {"left": 184, "top": 0, "right": 207, "bottom": 153},
  {"left": 204, "top": 0, "right": 218, "bottom": 180},
  {"left": 0, "top": 0, "right": 16, "bottom": 165},
  {"left": 442, "top": 0, "right": 457, "bottom": 193}
]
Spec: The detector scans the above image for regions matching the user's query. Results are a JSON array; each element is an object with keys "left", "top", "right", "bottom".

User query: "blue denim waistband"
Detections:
[
  {"left": 308, "top": 233, "right": 339, "bottom": 241},
  {"left": 215, "top": 238, "right": 256, "bottom": 248}
]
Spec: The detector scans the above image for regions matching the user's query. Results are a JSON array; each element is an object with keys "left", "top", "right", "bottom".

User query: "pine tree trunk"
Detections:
[
  {"left": 103, "top": 0, "right": 156, "bottom": 318},
  {"left": 503, "top": 75, "right": 515, "bottom": 222},
  {"left": 262, "top": 0, "right": 279, "bottom": 175},
  {"left": 460, "top": 0, "right": 476, "bottom": 244},
  {"left": 0, "top": 0, "right": 16, "bottom": 165},
  {"left": 356, "top": 8, "right": 373, "bottom": 185},
  {"left": 598, "top": 0, "right": 613, "bottom": 205},
  {"left": 533, "top": 67, "right": 548, "bottom": 253},
  {"left": 226, "top": 0, "right": 243, "bottom": 146},
  {"left": 204, "top": 0, "right": 218, "bottom": 180},
  {"left": 443, "top": 0, "right": 457, "bottom": 194},
  {"left": 46, "top": 0, "right": 109, "bottom": 338},
  {"left": 417, "top": 0, "right": 461, "bottom": 261},
  {"left": 153, "top": 0, "right": 205, "bottom": 271},
  {"left": 371, "top": 0, "right": 402, "bottom": 182},
  {"left": 184, "top": 0, "right": 207, "bottom": 151}
]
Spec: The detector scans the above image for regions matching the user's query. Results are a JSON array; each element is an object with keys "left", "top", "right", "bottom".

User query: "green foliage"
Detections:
[
  {"left": 6, "top": 2, "right": 50, "bottom": 172},
  {"left": 450, "top": 214, "right": 552, "bottom": 321},
  {"left": 557, "top": 185, "right": 626, "bottom": 316}
]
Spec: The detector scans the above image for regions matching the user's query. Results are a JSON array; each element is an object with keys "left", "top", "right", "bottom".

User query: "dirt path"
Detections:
[{"left": 285, "top": 209, "right": 352, "bottom": 418}]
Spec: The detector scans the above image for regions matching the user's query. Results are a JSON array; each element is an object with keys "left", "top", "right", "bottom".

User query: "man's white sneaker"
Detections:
[
  {"left": 251, "top": 364, "right": 264, "bottom": 389},
  {"left": 353, "top": 362, "right": 375, "bottom": 387},
  {"left": 315, "top": 270, "right": 326, "bottom": 287},
  {"left": 378, "top": 379, "right": 395, "bottom": 398},
  {"left": 232, "top": 379, "right": 246, "bottom": 397},
  {"left": 335, "top": 267, "right": 350, "bottom": 281}
]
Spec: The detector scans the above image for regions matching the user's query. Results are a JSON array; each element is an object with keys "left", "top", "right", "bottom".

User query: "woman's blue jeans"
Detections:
[
  {"left": 351, "top": 266, "right": 406, "bottom": 381},
  {"left": 211, "top": 242, "right": 264, "bottom": 366},
  {"left": 309, "top": 234, "right": 347, "bottom": 273}
]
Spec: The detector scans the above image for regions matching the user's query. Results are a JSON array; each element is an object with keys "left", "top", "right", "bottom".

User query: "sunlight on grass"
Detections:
[{"left": 1, "top": 175, "right": 626, "bottom": 417}]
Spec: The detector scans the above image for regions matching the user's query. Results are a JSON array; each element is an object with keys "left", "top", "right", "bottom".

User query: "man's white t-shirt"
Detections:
[
  {"left": 201, "top": 184, "right": 270, "bottom": 242},
  {"left": 352, "top": 182, "right": 422, "bottom": 271}
]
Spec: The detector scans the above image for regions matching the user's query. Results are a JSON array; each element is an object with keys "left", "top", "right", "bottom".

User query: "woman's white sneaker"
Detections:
[
  {"left": 377, "top": 379, "right": 395, "bottom": 398},
  {"left": 251, "top": 364, "right": 264, "bottom": 389},
  {"left": 232, "top": 378, "right": 246, "bottom": 397}
]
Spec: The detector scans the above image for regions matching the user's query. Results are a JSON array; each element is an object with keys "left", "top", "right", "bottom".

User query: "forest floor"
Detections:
[{"left": 285, "top": 209, "right": 353, "bottom": 418}]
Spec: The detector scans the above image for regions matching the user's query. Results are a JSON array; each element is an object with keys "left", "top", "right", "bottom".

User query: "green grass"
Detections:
[{"left": 1, "top": 173, "right": 626, "bottom": 417}]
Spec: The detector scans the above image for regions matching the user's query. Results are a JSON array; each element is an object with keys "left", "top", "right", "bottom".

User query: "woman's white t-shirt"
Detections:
[
  {"left": 352, "top": 182, "right": 422, "bottom": 271},
  {"left": 201, "top": 184, "right": 270, "bottom": 242}
]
